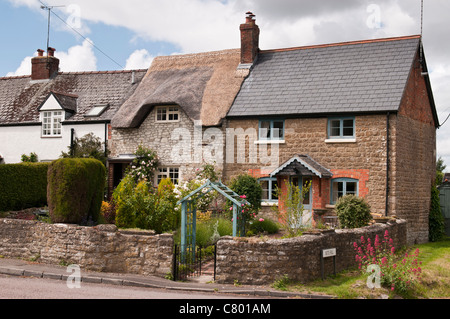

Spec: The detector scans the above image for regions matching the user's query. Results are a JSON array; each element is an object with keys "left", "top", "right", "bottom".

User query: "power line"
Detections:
[{"left": 38, "top": 0, "right": 124, "bottom": 69}]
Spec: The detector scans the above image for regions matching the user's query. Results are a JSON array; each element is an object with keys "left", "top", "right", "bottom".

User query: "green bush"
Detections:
[
  {"left": 47, "top": 158, "right": 106, "bottom": 224},
  {"left": 112, "top": 175, "right": 178, "bottom": 233},
  {"left": 0, "top": 162, "right": 49, "bottom": 212},
  {"left": 429, "top": 183, "right": 445, "bottom": 242},
  {"left": 228, "top": 174, "right": 262, "bottom": 215},
  {"left": 249, "top": 218, "right": 280, "bottom": 234},
  {"left": 335, "top": 195, "right": 372, "bottom": 229},
  {"left": 195, "top": 217, "right": 233, "bottom": 247}
]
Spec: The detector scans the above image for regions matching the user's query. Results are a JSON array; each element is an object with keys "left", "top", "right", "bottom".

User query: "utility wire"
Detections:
[{"left": 39, "top": 0, "right": 124, "bottom": 69}]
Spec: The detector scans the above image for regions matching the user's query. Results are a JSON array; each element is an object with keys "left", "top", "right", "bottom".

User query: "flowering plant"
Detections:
[
  {"left": 354, "top": 230, "right": 422, "bottom": 294},
  {"left": 128, "top": 145, "right": 158, "bottom": 183}
]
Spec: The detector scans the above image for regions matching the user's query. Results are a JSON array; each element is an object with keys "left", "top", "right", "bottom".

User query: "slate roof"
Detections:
[
  {"left": 0, "top": 70, "right": 147, "bottom": 125},
  {"left": 227, "top": 35, "right": 423, "bottom": 118}
]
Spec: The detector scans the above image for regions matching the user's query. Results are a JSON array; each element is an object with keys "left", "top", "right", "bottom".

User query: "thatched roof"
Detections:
[{"left": 111, "top": 49, "right": 245, "bottom": 128}]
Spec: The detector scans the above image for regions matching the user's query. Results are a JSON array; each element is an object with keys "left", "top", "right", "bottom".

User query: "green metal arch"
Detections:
[{"left": 177, "top": 179, "right": 250, "bottom": 261}]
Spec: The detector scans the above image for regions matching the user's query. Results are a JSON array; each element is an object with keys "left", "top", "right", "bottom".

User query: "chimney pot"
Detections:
[
  {"left": 240, "top": 12, "right": 259, "bottom": 64},
  {"left": 37, "top": 49, "right": 44, "bottom": 57},
  {"left": 47, "top": 47, "right": 55, "bottom": 57}
]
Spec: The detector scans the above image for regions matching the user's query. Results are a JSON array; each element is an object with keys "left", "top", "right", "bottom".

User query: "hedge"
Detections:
[
  {"left": 0, "top": 162, "right": 49, "bottom": 212},
  {"left": 47, "top": 158, "right": 106, "bottom": 224}
]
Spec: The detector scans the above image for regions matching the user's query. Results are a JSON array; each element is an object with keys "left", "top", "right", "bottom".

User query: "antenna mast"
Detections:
[{"left": 39, "top": 1, "right": 65, "bottom": 57}]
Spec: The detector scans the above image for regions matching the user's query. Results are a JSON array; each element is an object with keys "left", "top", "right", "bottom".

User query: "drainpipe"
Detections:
[
  {"left": 70, "top": 128, "right": 75, "bottom": 156},
  {"left": 385, "top": 112, "right": 390, "bottom": 217}
]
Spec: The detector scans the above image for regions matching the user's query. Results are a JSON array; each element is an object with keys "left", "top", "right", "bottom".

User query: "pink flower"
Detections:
[
  {"left": 229, "top": 207, "right": 233, "bottom": 211},
  {"left": 259, "top": 218, "right": 264, "bottom": 222},
  {"left": 239, "top": 195, "right": 247, "bottom": 199}
]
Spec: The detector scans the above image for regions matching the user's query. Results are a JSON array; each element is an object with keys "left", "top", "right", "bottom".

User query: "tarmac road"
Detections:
[{"left": 0, "top": 274, "right": 258, "bottom": 299}]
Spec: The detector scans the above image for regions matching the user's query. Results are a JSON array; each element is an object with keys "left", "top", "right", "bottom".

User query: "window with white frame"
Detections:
[
  {"left": 42, "top": 111, "right": 63, "bottom": 136},
  {"left": 259, "top": 177, "right": 278, "bottom": 202},
  {"left": 156, "top": 106, "right": 179, "bottom": 122},
  {"left": 331, "top": 178, "right": 358, "bottom": 204},
  {"left": 157, "top": 167, "right": 179, "bottom": 185}
]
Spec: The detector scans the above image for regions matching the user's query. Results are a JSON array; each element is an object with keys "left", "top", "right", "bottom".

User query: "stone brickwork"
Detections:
[
  {"left": 215, "top": 219, "right": 407, "bottom": 285},
  {"left": 110, "top": 106, "right": 225, "bottom": 183},
  {"left": 0, "top": 218, "right": 173, "bottom": 277},
  {"left": 224, "top": 114, "right": 390, "bottom": 215}
]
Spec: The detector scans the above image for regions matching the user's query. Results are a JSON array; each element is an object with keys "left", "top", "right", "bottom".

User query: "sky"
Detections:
[{"left": 1, "top": 0, "right": 449, "bottom": 169}]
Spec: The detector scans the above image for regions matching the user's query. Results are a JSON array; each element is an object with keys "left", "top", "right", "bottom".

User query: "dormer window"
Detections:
[
  {"left": 156, "top": 106, "right": 179, "bottom": 122},
  {"left": 42, "top": 111, "right": 63, "bottom": 136}
]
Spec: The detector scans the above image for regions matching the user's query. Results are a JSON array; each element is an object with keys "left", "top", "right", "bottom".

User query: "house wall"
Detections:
[
  {"left": 110, "top": 106, "right": 225, "bottom": 184},
  {"left": 0, "top": 123, "right": 107, "bottom": 163},
  {"left": 224, "top": 114, "right": 390, "bottom": 215},
  {"left": 391, "top": 56, "right": 437, "bottom": 244}
]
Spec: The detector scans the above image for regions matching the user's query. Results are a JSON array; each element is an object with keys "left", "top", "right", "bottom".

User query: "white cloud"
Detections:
[
  {"left": 7, "top": 39, "right": 97, "bottom": 76},
  {"left": 124, "top": 49, "right": 154, "bottom": 70},
  {"left": 54, "top": 39, "right": 97, "bottom": 72},
  {"left": 6, "top": 54, "right": 35, "bottom": 77}
]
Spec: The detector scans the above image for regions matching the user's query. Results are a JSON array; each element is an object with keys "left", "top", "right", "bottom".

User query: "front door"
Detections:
[{"left": 291, "top": 176, "right": 312, "bottom": 226}]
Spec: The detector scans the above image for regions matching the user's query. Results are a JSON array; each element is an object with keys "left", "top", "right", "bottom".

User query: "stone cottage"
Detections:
[{"left": 224, "top": 16, "right": 439, "bottom": 245}]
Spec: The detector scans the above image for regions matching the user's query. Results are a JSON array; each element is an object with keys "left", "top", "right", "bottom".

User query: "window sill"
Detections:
[
  {"left": 261, "top": 201, "right": 278, "bottom": 207},
  {"left": 254, "top": 140, "right": 285, "bottom": 144},
  {"left": 325, "top": 138, "right": 356, "bottom": 144}
]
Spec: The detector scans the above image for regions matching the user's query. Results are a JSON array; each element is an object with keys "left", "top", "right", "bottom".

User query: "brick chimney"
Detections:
[
  {"left": 31, "top": 48, "right": 59, "bottom": 81},
  {"left": 240, "top": 12, "right": 260, "bottom": 64}
]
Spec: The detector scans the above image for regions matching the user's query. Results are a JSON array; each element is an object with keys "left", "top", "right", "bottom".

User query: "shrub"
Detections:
[
  {"left": 100, "top": 201, "right": 116, "bottom": 224},
  {"left": 127, "top": 145, "right": 158, "bottom": 183},
  {"left": 0, "top": 162, "right": 49, "bottom": 212},
  {"left": 195, "top": 217, "right": 233, "bottom": 247},
  {"left": 61, "top": 133, "right": 109, "bottom": 166},
  {"left": 228, "top": 174, "right": 262, "bottom": 221},
  {"left": 47, "top": 158, "right": 106, "bottom": 224},
  {"left": 429, "top": 183, "right": 445, "bottom": 242},
  {"left": 112, "top": 175, "right": 178, "bottom": 233},
  {"left": 335, "top": 195, "right": 372, "bottom": 229},
  {"left": 249, "top": 218, "right": 280, "bottom": 235},
  {"left": 273, "top": 180, "right": 311, "bottom": 237}
]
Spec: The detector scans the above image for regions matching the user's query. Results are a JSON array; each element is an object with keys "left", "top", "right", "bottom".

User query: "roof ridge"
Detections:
[
  {"left": 0, "top": 75, "right": 31, "bottom": 81},
  {"left": 154, "top": 48, "right": 240, "bottom": 61},
  {"left": 261, "top": 35, "right": 421, "bottom": 53},
  {"left": 59, "top": 69, "right": 148, "bottom": 75}
]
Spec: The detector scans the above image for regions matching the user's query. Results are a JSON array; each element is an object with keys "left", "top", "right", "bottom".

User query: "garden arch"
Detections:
[{"left": 176, "top": 179, "right": 250, "bottom": 261}]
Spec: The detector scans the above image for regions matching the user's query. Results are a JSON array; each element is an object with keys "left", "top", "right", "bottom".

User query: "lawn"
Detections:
[{"left": 275, "top": 237, "right": 450, "bottom": 299}]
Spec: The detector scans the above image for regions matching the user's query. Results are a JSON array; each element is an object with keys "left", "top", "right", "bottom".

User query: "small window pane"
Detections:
[
  {"left": 330, "top": 120, "right": 341, "bottom": 136},
  {"left": 157, "top": 108, "right": 167, "bottom": 121},
  {"left": 271, "top": 180, "right": 278, "bottom": 200},
  {"left": 272, "top": 121, "right": 284, "bottom": 139},
  {"left": 346, "top": 182, "right": 357, "bottom": 195},
  {"left": 343, "top": 119, "right": 354, "bottom": 136},
  {"left": 260, "top": 180, "right": 269, "bottom": 200},
  {"left": 260, "top": 121, "right": 271, "bottom": 139}
]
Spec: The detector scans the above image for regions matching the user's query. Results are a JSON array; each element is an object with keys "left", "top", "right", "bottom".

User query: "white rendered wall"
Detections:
[{"left": 0, "top": 123, "right": 107, "bottom": 164}]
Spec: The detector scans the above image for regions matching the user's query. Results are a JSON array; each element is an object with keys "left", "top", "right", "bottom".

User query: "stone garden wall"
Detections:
[
  {"left": 0, "top": 218, "right": 173, "bottom": 277},
  {"left": 215, "top": 219, "right": 407, "bottom": 285}
]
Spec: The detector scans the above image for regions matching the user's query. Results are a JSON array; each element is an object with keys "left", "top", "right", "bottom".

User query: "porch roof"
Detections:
[{"left": 270, "top": 154, "right": 332, "bottom": 178}]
